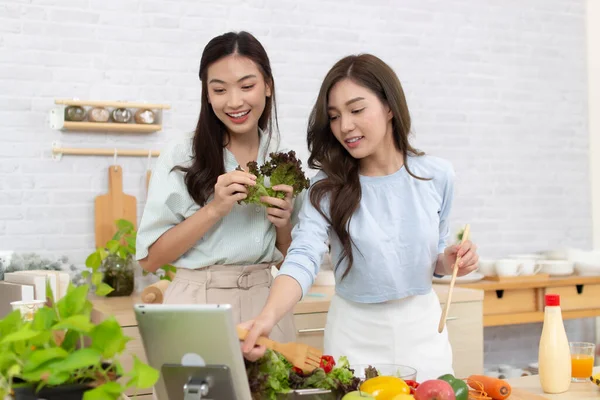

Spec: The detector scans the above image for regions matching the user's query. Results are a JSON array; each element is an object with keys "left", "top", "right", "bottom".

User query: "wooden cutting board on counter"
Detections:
[
  {"left": 508, "top": 388, "right": 550, "bottom": 399},
  {"left": 94, "top": 165, "right": 137, "bottom": 248}
]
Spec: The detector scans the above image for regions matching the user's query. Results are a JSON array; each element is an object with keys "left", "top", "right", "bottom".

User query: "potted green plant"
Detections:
[
  {"left": 85, "top": 219, "right": 176, "bottom": 297},
  {"left": 0, "top": 282, "right": 159, "bottom": 400}
]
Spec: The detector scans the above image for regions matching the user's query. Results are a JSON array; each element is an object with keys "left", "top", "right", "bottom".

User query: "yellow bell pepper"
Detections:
[
  {"left": 359, "top": 376, "right": 411, "bottom": 400},
  {"left": 391, "top": 394, "right": 414, "bottom": 400}
]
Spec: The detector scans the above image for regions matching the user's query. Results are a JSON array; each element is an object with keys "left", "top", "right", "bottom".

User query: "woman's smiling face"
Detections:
[{"left": 207, "top": 54, "right": 271, "bottom": 137}]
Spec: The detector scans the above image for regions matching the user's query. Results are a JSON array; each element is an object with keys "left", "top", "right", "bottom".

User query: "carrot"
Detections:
[
  {"left": 466, "top": 375, "right": 511, "bottom": 400},
  {"left": 469, "top": 393, "right": 492, "bottom": 400},
  {"left": 467, "top": 379, "right": 492, "bottom": 400}
]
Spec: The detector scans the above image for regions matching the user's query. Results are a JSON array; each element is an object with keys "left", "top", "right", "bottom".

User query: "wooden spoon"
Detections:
[
  {"left": 236, "top": 327, "right": 322, "bottom": 374},
  {"left": 438, "top": 224, "right": 471, "bottom": 333}
]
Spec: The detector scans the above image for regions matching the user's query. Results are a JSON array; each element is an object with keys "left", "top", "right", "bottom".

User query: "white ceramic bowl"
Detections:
[
  {"left": 543, "top": 248, "right": 596, "bottom": 263},
  {"left": 573, "top": 250, "right": 600, "bottom": 264},
  {"left": 543, "top": 249, "right": 568, "bottom": 260},
  {"left": 574, "top": 262, "right": 600, "bottom": 276},
  {"left": 536, "top": 260, "right": 574, "bottom": 276},
  {"left": 509, "top": 253, "right": 545, "bottom": 260},
  {"left": 477, "top": 259, "right": 496, "bottom": 277}
]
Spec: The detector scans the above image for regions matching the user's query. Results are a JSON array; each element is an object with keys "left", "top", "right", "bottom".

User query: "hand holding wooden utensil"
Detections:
[
  {"left": 237, "top": 326, "right": 322, "bottom": 374},
  {"left": 438, "top": 224, "right": 472, "bottom": 333}
]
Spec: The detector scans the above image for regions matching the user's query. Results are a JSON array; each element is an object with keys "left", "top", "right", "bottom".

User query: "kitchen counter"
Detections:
[
  {"left": 507, "top": 367, "right": 600, "bottom": 399},
  {"left": 434, "top": 283, "right": 484, "bottom": 302},
  {"left": 295, "top": 283, "right": 482, "bottom": 313},
  {"left": 122, "top": 370, "right": 600, "bottom": 400},
  {"left": 92, "top": 283, "right": 484, "bottom": 323},
  {"left": 94, "top": 282, "right": 484, "bottom": 399},
  {"left": 458, "top": 275, "right": 600, "bottom": 327}
]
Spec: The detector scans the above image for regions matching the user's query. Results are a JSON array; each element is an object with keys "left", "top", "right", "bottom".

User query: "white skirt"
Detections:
[{"left": 323, "top": 289, "right": 454, "bottom": 382}]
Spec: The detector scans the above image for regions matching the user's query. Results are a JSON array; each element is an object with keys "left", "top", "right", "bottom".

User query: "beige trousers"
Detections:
[{"left": 162, "top": 263, "right": 296, "bottom": 342}]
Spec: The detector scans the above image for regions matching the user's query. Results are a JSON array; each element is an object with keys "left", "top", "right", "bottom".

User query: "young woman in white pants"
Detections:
[{"left": 240, "top": 53, "right": 479, "bottom": 381}]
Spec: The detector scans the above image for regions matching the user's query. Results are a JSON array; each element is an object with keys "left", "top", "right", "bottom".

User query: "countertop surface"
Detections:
[
  {"left": 506, "top": 367, "right": 600, "bottom": 399},
  {"left": 120, "top": 368, "right": 600, "bottom": 400},
  {"left": 294, "top": 283, "right": 483, "bottom": 314},
  {"left": 459, "top": 274, "right": 600, "bottom": 291},
  {"left": 91, "top": 283, "right": 484, "bottom": 325}
]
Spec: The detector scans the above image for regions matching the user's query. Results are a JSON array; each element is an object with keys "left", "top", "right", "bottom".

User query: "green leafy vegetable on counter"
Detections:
[
  {"left": 245, "top": 350, "right": 360, "bottom": 399},
  {"left": 245, "top": 349, "right": 292, "bottom": 399},
  {"left": 364, "top": 365, "right": 379, "bottom": 380},
  {"left": 291, "top": 355, "right": 359, "bottom": 392},
  {"left": 239, "top": 151, "right": 310, "bottom": 207}
]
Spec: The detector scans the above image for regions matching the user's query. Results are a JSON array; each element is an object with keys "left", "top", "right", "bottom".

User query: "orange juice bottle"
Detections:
[{"left": 538, "top": 294, "right": 571, "bottom": 393}]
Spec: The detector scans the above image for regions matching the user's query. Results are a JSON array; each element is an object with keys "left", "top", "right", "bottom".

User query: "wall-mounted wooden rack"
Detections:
[
  {"left": 49, "top": 99, "right": 171, "bottom": 133},
  {"left": 51, "top": 142, "right": 160, "bottom": 161}
]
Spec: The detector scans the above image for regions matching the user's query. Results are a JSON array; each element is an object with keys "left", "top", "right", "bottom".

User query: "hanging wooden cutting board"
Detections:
[{"left": 94, "top": 165, "right": 137, "bottom": 248}]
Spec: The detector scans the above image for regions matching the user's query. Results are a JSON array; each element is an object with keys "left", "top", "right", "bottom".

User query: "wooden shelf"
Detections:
[
  {"left": 484, "top": 309, "right": 600, "bottom": 327},
  {"left": 452, "top": 274, "right": 600, "bottom": 327},
  {"left": 55, "top": 99, "right": 170, "bottom": 109},
  {"left": 62, "top": 121, "right": 162, "bottom": 133},
  {"left": 459, "top": 275, "right": 600, "bottom": 291},
  {"left": 49, "top": 99, "right": 170, "bottom": 133},
  {"left": 52, "top": 145, "right": 160, "bottom": 158}
]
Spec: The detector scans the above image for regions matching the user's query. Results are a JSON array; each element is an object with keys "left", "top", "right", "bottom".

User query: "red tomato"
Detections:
[
  {"left": 319, "top": 355, "right": 336, "bottom": 373},
  {"left": 405, "top": 380, "right": 420, "bottom": 395}
]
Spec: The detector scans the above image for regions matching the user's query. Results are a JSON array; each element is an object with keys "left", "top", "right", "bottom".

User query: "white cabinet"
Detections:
[
  {"left": 294, "top": 312, "right": 328, "bottom": 350},
  {"left": 443, "top": 300, "right": 484, "bottom": 378}
]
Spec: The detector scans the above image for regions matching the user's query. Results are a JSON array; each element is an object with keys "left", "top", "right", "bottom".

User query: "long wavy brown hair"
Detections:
[
  {"left": 174, "top": 31, "right": 278, "bottom": 205},
  {"left": 307, "top": 54, "right": 428, "bottom": 278}
]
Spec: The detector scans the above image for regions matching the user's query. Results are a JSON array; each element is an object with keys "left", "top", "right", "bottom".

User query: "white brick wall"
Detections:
[
  {"left": 0, "top": 0, "right": 592, "bottom": 369},
  {"left": 588, "top": 0, "right": 600, "bottom": 249}
]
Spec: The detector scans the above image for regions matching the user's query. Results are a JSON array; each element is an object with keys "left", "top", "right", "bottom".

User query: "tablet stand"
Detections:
[
  {"left": 161, "top": 364, "right": 238, "bottom": 400},
  {"left": 161, "top": 364, "right": 339, "bottom": 399}
]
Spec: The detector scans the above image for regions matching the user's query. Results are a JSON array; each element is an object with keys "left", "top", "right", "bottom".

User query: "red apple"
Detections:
[{"left": 414, "top": 379, "right": 456, "bottom": 400}]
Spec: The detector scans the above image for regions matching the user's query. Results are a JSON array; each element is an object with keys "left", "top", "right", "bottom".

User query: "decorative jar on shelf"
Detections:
[
  {"left": 64, "top": 105, "right": 86, "bottom": 121},
  {"left": 111, "top": 108, "right": 132, "bottom": 123},
  {"left": 88, "top": 107, "right": 110, "bottom": 122},
  {"left": 134, "top": 108, "right": 156, "bottom": 124}
]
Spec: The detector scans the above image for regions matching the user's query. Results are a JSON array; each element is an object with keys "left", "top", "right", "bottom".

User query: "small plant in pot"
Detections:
[
  {"left": 85, "top": 220, "right": 137, "bottom": 297},
  {"left": 0, "top": 282, "right": 159, "bottom": 400},
  {"left": 85, "top": 219, "right": 175, "bottom": 297}
]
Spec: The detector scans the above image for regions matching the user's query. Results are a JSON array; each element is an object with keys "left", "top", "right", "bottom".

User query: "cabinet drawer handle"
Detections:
[
  {"left": 446, "top": 316, "right": 458, "bottom": 321},
  {"left": 298, "top": 328, "right": 325, "bottom": 333}
]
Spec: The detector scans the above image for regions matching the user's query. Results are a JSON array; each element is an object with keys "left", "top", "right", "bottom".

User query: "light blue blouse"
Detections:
[
  {"left": 278, "top": 154, "right": 455, "bottom": 303},
  {"left": 136, "top": 131, "right": 305, "bottom": 269}
]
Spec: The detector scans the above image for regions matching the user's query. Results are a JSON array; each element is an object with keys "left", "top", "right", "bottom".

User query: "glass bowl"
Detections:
[{"left": 350, "top": 364, "right": 417, "bottom": 381}]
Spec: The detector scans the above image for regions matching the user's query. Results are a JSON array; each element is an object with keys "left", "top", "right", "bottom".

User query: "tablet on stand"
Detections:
[{"left": 134, "top": 303, "right": 252, "bottom": 400}]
